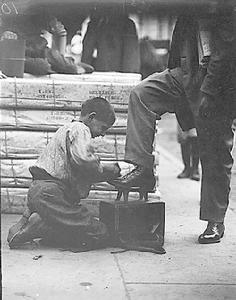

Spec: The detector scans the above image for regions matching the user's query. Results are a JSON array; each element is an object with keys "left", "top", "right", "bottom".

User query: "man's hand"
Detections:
[{"left": 199, "top": 93, "right": 218, "bottom": 119}]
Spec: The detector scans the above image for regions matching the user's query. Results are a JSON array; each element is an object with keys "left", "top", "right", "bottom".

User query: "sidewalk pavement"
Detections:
[{"left": 2, "top": 149, "right": 236, "bottom": 300}]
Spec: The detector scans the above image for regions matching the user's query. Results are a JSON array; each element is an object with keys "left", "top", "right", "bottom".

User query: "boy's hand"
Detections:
[
  {"left": 103, "top": 163, "right": 121, "bottom": 180},
  {"left": 84, "top": 163, "right": 121, "bottom": 183}
]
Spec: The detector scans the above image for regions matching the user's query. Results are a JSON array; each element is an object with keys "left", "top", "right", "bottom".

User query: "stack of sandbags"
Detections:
[{"left": 0, "top": 74, "right": 159, "bottom": 214}]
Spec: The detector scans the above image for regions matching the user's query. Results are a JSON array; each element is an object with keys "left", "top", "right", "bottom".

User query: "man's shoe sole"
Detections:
[
  {"left": 109, "top": 180, "right": 155, "bottom": 192},
  {"left": 190, "top": 175, "right": 200, "bottom": 181}
]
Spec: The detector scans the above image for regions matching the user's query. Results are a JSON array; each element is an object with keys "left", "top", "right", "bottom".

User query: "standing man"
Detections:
[
  {"left": 110, "top": 4, "right": 236, "bottom": 244},
  {"left": 197, "top": 7, "right": 236, "bottom": 243}
]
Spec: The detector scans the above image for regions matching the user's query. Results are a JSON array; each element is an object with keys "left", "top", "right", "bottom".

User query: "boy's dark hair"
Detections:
[{"left": 81, "top": 97, "right": 116, "bottom": 126}]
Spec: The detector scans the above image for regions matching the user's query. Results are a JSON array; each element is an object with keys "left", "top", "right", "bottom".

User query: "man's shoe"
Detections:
[
  {"left": 198, "top": 222, "right": 225, "bottom": 244},
  {"left": 110, "top": 166, "right": 155, "bottom": 190},
  {"left": 177, "top": 168, "right": 191, "bottom": 179}
]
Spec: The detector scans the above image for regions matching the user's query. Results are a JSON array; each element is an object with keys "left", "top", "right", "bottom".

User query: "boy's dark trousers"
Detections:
[{"left": 26, "top": 167, "right": 107, "bottom": 244}]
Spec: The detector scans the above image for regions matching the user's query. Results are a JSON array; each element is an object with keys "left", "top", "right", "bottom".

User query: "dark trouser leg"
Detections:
[
  {"left": 124, "top": 68, "right": 194, "bottom": 169},
  {"left": 191, "top": 137, "right": 200, "bottom": 172},
  {"left": 181, "top": 142, "right": 191, "bottom": 171},
  {"left": 189, "top": 137, "right": 200, "bottom": 181},
  {"left": 124, "top": 89, "right": 157, "bottom": 168},
  {"left": 177, "top": 142, "right": 191, "bottom": 178},
  {"left": 197, "top": 116, "right": 234, "bottom": 222},
  {"left": 27, "top": 180, "right": 107, "bottom": 240}
]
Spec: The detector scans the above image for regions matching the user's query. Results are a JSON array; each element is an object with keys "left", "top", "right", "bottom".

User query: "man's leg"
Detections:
[
  {"left": 190, "top": 137, "right": 200, "bottom": 181},
  {"left": 197, "top": 115, "right": 234, "bottom": 243},
  {"left": 177, "top": 141, "right": 191, "bottom": 179},
  {"left": 114, "top": 68, "right": 194, "bottom": 188}
]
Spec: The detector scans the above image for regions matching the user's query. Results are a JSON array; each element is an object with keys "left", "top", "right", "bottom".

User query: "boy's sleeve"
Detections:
[{"left": 68, "top": 125, "right": 103, "bottom": 181}]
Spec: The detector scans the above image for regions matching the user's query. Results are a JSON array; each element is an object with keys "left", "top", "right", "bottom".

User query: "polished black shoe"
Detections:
[
  {"left": 109, "top": 166, "right": 155, "bottom": 190},
  {"left": 177, "top": 168, "right": 191, "bottom": 179},
  {"left": 198, "top": 222, "right": 225, "bottom": 244}
]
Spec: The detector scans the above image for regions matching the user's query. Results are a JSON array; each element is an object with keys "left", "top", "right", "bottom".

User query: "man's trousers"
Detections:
[
  {"left": 197, "top": 107, "right": 234, "bottom": 222},
  {"left": 124, "top": 68, "right": 234, "bottom": 222},
  {"left": 124, "top": 68, "right": 195, "bottom": 168}
]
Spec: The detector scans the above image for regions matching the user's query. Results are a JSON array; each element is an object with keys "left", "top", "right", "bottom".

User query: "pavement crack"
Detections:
[{"left": 113, "top": 254, "right": 132, "bottom": 300}]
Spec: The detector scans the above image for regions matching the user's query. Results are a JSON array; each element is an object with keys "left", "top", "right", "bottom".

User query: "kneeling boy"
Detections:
[{"left": 7, "top": 97, "right": 120, "bottom": 250}]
